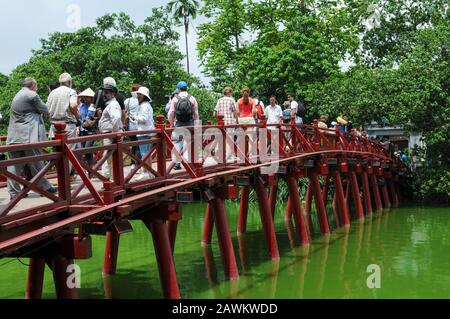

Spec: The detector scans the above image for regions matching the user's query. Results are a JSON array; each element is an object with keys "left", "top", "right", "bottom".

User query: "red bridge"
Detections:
[{"left": 0, "top": 115, "right": 404, "bottom": 299}]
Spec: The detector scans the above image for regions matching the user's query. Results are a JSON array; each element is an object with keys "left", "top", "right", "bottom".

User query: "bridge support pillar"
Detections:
[
  {"left": 371, "top": 175, "right": 383, "bottom": 212},
  {"left": 350, "top": 171, "right": 365, "bottom": 220},
  {"left": 285, "top": 177, "right": 310, "bottom": 246},
  {"left": 254, "top": 177, "right": 280, "bottom": 259},
  {"left": 269, "top": 184, "right": 278, "bottom": 220},
  {"left": 142, "top": 217, "right": 181, "bottom": 299},
  {"left": 309, "top": 172, "right": 330, "bottom": 235},
  {"left": 50, "top": 255, "right": 79, "bottom": 299},
  {"left": 210, "top": 193, "right": 239, "bottom": 280},
  {"left": 284, "top": 201, "right": 297, "bottom": 248},
  {"left": 285, "top": 198, "right": 296, "bottom": 246},
  {"left": 389, "top": 179, "right": 399, "bottom": 208},
  {"left": 381, "top": 178, "right": 391, "bottom": 209},
  {"left": 361, "top": 171, "right": 373, "bottom": 216},
  {"left": 324, "top": 175, "right": 340, "bottom": 228},
  {"left": 102, "top": 230, "right": 120, "bottom": 276},
  {"left": 202, "top": 203, "right": 214, "bottom": 246},
  {"left": 304, "top": 183, "right": 313, "bottom": 231},
  {"left": 168, "top": 205, "right": 182, "bottom": 254},
  {"left": 25, "top": 258, "right": 45, "bottom": 299},
  {"left": 333, "top": 171, "right": 350, "bottom": 227},
  {"left": 237, "top": 186, "right": 250, "bottom": 235}
]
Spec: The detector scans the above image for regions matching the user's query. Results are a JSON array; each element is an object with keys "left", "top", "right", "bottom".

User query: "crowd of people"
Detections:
[{"left": 5, "top": 74, "right": 361, "bottom": 200}]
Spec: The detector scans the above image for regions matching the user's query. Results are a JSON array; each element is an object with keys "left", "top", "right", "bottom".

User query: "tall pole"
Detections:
[{"left": 184, "top": 14, "right": 190, "bottom": 75}]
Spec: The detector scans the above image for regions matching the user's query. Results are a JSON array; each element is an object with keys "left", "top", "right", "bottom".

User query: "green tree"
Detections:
[
  {"left": 346, "top": 0, "right": 449, "bottom": 67},
  {"left": 168, "top": 0, "right": 200, "bottom": 74},
  {"left": 197, "top": 0, "right": 359, "bottom": 99},
  {"left": 0, "top": 73, "right": 7, "bottom": 88}
]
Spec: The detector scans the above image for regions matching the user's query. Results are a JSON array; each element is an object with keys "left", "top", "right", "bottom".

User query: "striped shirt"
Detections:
[{"left": 215, "top": 96, "right": 237, "bottom": 125}]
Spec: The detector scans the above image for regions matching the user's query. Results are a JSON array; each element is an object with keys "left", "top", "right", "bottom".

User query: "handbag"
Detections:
[{"left": 82, "top": 116, "right": 98, "bottom": 131}]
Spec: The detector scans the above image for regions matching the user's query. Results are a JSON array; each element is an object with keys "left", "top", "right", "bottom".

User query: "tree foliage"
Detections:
[{"left": 198, "top": 0, "right": 359, "bottom": 100}]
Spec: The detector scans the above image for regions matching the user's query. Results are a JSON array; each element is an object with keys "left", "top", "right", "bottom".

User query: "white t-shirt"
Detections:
[
  {"left": 99, "top": 98, "right": 123, "bottom": 133},
  {"left": 290, "top": 101, "right": 303, "bottom": 124},
  {"left": 265, "top": 104, "right": 283, "bottom": 126}
]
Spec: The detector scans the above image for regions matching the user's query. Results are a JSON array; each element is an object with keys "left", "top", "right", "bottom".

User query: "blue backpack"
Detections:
[{"left": 282, "top": 109, "right": 292, "bottom": 123}]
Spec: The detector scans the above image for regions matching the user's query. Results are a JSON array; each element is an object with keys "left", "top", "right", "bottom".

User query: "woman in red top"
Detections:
[{"left": 236, "top": 87, "right": 256, "bottom": 124}]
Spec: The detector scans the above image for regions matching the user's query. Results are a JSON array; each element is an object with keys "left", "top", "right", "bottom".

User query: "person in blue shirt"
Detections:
[{"left": 78, "top": 88, "right": 96, "bottom": 166}]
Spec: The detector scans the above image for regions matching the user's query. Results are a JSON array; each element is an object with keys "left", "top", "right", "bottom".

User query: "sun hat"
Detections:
[
  {"left": 78, "top": 88, "right": 95, "bottom": 98},
  {"left": 136, "top": 86, "right": 152, "bottom": 102}
]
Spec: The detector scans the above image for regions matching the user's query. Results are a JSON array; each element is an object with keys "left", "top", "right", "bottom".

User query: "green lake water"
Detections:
[{"left": 0, "top": 204, "right": 449, "bottom": 299}]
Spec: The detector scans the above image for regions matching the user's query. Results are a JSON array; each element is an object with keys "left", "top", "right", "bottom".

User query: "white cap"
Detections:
[
  {"left": 136, "top": 86, "right": 152, "bottom": 102},
  {"left": 103, "top": 77, "right": 117, "bottom": 88},
  {"left": 59, "top": 72, "right": 72, "bottom": 83}
]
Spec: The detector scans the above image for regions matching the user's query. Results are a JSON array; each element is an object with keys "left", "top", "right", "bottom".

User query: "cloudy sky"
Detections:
[{"left": 0, "top": 0, "right": 207, "bottom": 80}]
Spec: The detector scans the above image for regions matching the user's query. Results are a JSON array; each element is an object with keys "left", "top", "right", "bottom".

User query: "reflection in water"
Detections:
[
  {"left": 2, "top": 205, "right": 450, "bottom": 299},
  {"left": 201, "top": 245, "right": 222, "bottom": 298},
  {"left": 102, "top": 275, "right": 113, "bottom": 299},
  {"left": 291, "top": 246, "right": 310, "bottom": 298}
]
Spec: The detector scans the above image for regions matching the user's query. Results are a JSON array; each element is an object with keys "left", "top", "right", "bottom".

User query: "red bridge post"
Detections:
[
  {"left": 142, "top": 217, "right": 181, "bottom": 299},
  {"left": 371, "top": 174, "right": 383, "bottom": 212},
  {"left": 168, "top": 205, "right": 182, "bottom": 254},
  {"left": 304, "top": 183, "right": 313, "bottom": 232},
  {"left": 285, "top": 198, "right": 297, "bottom": 247},
  {"left": 112, "top": 133, "right": 125, "bottom": 186},
  {"left": 254, "top": 177, "right": 280, "bottom": 259},
  {"left": 285, "top": 177, "right": 310, "bottom": 246},
  {"left": 389, "top": 179, "right": 399, "bottom": 208},
  {"left": 269, "top": 183, "right": 278, "bottom": 220},
  {"left": 102, "top": 181, "right": 120, "bottom": 276},
  {"left": 210, "top": 192, "right": 239, "bottom": 280},
  {"left": 53, "top": 122, "right": 71, "bottom": 201},
  {"left": 202, "top": 203, "right": 214, "bottom": 246},
  {"left": 361, "top": 170, "right": 373, "bottom": 216},
  {"left": 381, "top": 178, "right": 391, "bottom": 209},
  {"left": 25, "top": 258, "right": 45, "bottom": 299},
  {"left": 333, "top": 170, "right": 351, "bottom": 227},
  {"left": 309, "top": 172, "right": 331, "bottom": 235},
  {"left": 237, "top": 185, "right": 250, "bottom": 235},
  {"left": 350, "top": 170, "right": 365, "bottom": 220},
  {"left": 50, "top": 254, "right": 79, "bottom": 299}
]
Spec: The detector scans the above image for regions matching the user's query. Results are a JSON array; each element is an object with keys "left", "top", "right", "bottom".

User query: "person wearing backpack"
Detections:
[
  {"left": 288, "top": 92, "right": 306, "bottom": 125},
  {"left": 168, "top": 81, "right": 199, "bottom": 170}
]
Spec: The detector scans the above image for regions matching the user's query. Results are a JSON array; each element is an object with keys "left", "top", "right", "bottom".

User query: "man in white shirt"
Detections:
[
  {"left": 288, "top": 92, "right": 303, "bottom": 124},
  {"left": 264, "top": 95, "right": 283, "bottom": 129},
  {"left": 99, "top": 84, "right": 123, "bottom": 178},
  {"left": 264, "top": 95, "right": 283, "bottom": 156},
  {"left": 47, "top": 73, "right": 79, "bottom": 139},
  {"left": 47, "top": 73, "right": 80, "bottom": 182}
]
